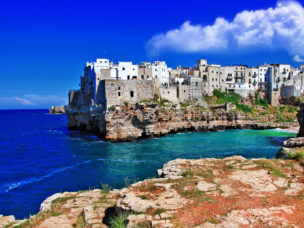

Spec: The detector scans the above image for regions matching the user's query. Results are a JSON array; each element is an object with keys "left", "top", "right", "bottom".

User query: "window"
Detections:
[
  {"left": 141, "top": 75, "right": 144, "bottom": 79},
  {"left": 130, "top": 91, "right": 134, "bottom": 97},
  {"left": 118, "top": 92, "right": 121, "bottom": 96},
  {"left": 122, "top": 67, "right": 125, "bottom": 71},
  {"left": 184, "top": 90, "right": 186, "bottom": 93},
  {"left": 147, "top": 76, "right": 149, "bottom": 79},
  {"left": 196, "top": 82, "right": 198, "bottom": 86},
  {"left": 127, "top": 75, "right": 130, "bottom": 80},
  {"left": 118, "top": 87, "right": 120, "bottom": 90}
]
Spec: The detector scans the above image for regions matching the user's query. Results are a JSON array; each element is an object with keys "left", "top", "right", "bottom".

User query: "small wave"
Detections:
[
  {"left": 274, "top": 128, "right": 298, "bottom": 133},
  {"left": 0, "top": 157, "right": 152, "bottom": 193},
  {"left": 0, "top": 165, "right": 74, "bottom": 193}
]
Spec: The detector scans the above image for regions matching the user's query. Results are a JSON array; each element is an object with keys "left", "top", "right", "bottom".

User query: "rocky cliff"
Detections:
[
  {"left": 2, "top": 156, "right": 304, "bottom": 228},
  {"left": 68, "top": 102, "right": 299, "bottom": 142},
  {"left": 297, "top": 103, "right": 304, "bottom": 137}
]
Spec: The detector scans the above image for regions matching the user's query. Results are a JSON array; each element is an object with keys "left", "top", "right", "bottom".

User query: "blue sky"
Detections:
[{"left": 1, "top": 0, "right": 304, "bottom": 109}]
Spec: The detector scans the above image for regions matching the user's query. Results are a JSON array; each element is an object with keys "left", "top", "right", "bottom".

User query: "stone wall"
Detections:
[
  {"left": 160, "top": 87, "right": 178, "bottom": 103},
  {"left": 178, "top": 85, "right": 190, "bottom": 102},
  {"left": 101, "top": 79, "right": 155, "bottom": 108}
]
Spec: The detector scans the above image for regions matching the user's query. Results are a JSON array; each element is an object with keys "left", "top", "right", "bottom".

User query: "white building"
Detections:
[
  {"left": 151, "top": 61, "right": 169, "bottom": 86},
  {"left": 117, "top": 62, "right": 138, "bottom": 80},
  {"left": 258, "top": 65, "right": 268, "bottom": 89}
]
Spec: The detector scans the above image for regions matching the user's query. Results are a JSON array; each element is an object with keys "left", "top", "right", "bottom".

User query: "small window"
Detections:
[
  {"left": 196, "top": 82, "right": 198, "bottom": 86},
  {"left": 141, "top": 75, "right": 144, "bottom": 79},
  {"left": 130, "top": 91, "right": 134, "bottom": 97},
  {"left": 127, "top": 75, "right": 130, "bottom": 80},
  {"left": 147, "top": 76, "right": 149, "bottom": 79},
  {"left": 184, "top": 90, "right": 186, "bottom": 93},
  {"left": 122, "top": 67, "right": 125, "bottom": 71},
  {"left": 118, "top": 87, "right": 120, "bottom": 90},
  {"left": 118, "top": 92, "right": 121, "bottom": 96}
]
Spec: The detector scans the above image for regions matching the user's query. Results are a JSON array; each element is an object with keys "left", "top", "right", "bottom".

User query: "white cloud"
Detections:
[
  {"left": 0, "top": 94, "right": 67, "bottom": 108},
  {"left": 293, "top": 54, "right": 304, "bottom": 62},
  {"left": 13, "top": 97, "right": 36, "bottom": 106},
  {"left": 147, "top": 1, "right": 304, "bottom": 58}
]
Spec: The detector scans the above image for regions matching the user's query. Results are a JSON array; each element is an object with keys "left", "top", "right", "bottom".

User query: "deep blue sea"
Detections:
[{"left": 0, "top": 109, "right": 296, "bottom": 219}]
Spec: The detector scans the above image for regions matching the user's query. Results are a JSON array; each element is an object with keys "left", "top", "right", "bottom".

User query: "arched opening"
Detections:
[{"left": 203, "top": 75, "right": 207, "bottom": 82}]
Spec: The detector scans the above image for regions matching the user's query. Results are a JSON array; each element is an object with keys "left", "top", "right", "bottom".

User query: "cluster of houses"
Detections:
[{"left": 69, "top": 58, "right": 304, "bottom": 109}]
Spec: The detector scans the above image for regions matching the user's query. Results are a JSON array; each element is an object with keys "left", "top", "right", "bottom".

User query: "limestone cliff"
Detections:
[
  {"left": 297, "top": 103, "right": 304, "bottom": 137},
  {"left": 67, "top": 102, "right": 298, "bottom": 142}
]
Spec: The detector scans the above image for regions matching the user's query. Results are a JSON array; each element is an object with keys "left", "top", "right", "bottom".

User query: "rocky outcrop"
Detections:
[
  {"left": 297, "top": 103, "right": 304, "bottom": 137},
  {"left": 49, "top": 106, "right": 67, "bottom": 114},
  {"left": 67, "top": 102, "right": 298, "bottom": 142},
  {"left": 3, "top": 156, "right": 304, "bottom": 228}
]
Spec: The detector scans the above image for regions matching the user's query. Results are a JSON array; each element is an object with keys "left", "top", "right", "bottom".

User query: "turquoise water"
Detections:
[{"left": 0, "top": 110, "right": 296, "bottom": 219}]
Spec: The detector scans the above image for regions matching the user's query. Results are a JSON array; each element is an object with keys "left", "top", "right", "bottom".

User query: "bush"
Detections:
[
  {"left": 109, "top": 212, "right": 131, "bottom": 228},
  {"left": 236, "top": 103, "right": 252, "bottom": 113},
  {"left": 124, "top": 102, "right": 128, "bottom": 107},
  {"left": 109, "top": 105, "right": 116, "bottom": 112},
  {"left": 255, "top": 93, "right": 268, "bottom": 107},
  {"left": 212, "top": 89, "right": 241, "bottom": 104},
  {"left": 180, "top": 102, "right": 190, "bottom": 108}
]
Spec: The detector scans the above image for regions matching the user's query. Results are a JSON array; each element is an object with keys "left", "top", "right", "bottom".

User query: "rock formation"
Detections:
[
  {"left": 67, "top": 102, "right": 298, "bottom": 142},
  {"left": 297, "top": 103, "right": 304, "bottom": 137},
  {"left": 2, "top": 156, "right": 304, "bottom": 227}
]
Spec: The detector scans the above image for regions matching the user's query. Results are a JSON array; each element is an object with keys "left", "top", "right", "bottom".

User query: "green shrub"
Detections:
[
  {"left": 124, "top": 102, "right": 128, "bottom": 107},
  {"left": 109, "top": 105, "right": 116, "bottom": 112},
  {"left": 255, "top": 93, "right": 268, "bottom": 107},
  {"left": 212, "top": 89, "right": 241, "bottom": 104},
  {"left": 236, "top": 103, "right": 252, "bottom": 113},
  {"left": 109, "top": 212, "right": 131, "bottom": 228}
]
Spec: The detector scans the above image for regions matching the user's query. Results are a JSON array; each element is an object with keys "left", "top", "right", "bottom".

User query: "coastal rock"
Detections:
[
  {"left": 0, "top": 215, "right": 15, "bottom": 228},
  {"left": 40, "top": 192, "right": 76, "bottom": 212},
  {"left": 196, "top": 181, "right": 217, "bottom": 192},
  {"left": 283, "top": 137, "right": 304, "bottom": 148},
  {"left": 5, "top": 156, "right": 304, "bottom": 228},
  {"left": 228, "top": 170, "right": 277, "bottom": 192},
  {"left": 67, "top": 103, "right": 299, "bottom": 142},
  {"left": 297, "top": 103, "right": 304, "bottom": 137}
]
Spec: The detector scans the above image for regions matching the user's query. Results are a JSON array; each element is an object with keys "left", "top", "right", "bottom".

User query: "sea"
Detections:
[{"left": 0, "top": 109, "right": 297, "bottom": 219}]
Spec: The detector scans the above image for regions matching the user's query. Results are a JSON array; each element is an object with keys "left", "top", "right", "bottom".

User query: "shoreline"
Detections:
[
  {"left": 2, "top": 155, "right": 304, "bottom": 227},
  {"left": 71, "top": 121, "right": 299, "bottom": 142}
]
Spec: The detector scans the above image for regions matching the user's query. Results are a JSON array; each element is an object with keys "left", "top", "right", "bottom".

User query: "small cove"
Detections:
[{"left": 0, "top": 110, "right": 296, "bottom": 219}]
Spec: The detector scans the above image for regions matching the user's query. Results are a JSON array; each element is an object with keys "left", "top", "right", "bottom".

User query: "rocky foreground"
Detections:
[{"left": 2, "top": 155, "right": 304, "bottom": 228}]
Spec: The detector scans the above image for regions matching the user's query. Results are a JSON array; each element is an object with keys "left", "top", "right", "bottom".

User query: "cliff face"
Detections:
[
  {"left": 67, "top": 102, "right": 298, "bottom": 142},
  {"left": 103, "top": 103, "right": 297, "bottom": 141},
  {"left": 297, "top": 103, "right": 304, "bottom": 137}
]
